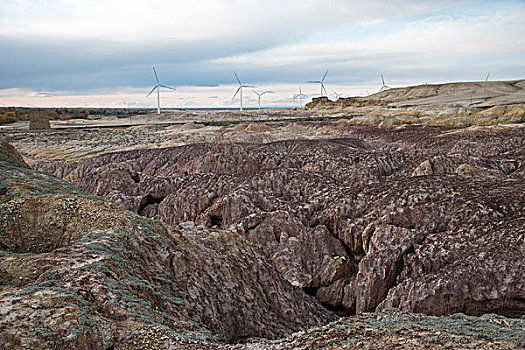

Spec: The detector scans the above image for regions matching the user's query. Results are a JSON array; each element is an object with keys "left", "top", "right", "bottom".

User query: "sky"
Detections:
[{"left": 0, "top": 0, "right": 524, "bottom": 108}]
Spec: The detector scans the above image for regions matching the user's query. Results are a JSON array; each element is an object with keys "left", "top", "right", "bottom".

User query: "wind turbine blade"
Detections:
[
  {"left": 322, "top": 70, "right": 329, "bottom": 82},
  {"left": 322, "top": 84, "right": 327, "bottom": 96},
  {"left": 147, "top": 85, "right": 158, "bottom": 97},
  {"left": 243, "top": 85, "right": 256, "bottom": 88},
  {"left": 159, "top": 85, "right": 176, "bottom": 91},
  {"left": 262, "top": 91, "right": 273, "bottom": 94},
  {"left": 153, "top": 67, "right": 159, "bottom": 84},
  {"left": 299, "top": 86, "right": 302, "bottom": 94},
  {"left": 233, "top": 71, "right": 242, "bottom": 85},
  {"left": 381, "top": 73, "right": 385, "bottom": 86},
  {"left": 307, "top": 81, "right": 321, "bottom": 84},
  {"left": 232, "top": 86, "right": 241, "bottom": 100},
  {"left": 485, "top": 72, "right": 490, "bottom": 82},
  {"left": 252, "top": 90, "right": 260, "bottom": 96}
]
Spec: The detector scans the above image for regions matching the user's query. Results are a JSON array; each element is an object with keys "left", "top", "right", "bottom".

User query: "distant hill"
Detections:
[{"left": 306, "top": 79, "right": 525, "bottom": 109}]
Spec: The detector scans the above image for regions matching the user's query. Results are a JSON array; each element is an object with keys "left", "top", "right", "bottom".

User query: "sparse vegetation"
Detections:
[
  {"left": 0, "top": 108, "right": 28, "bottom": 125},
  {"left": 0, "top": 107, "right": 149, "bottom": 125}
]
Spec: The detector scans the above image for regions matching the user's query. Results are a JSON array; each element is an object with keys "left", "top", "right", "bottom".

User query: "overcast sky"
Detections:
[{"left": 0, "top": 0, "right": 524, "bottom": 108}]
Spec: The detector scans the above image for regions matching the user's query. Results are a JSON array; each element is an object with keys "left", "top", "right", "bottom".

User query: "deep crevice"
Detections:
[
  {"left": 303, "top": 286, "right": 353, "bottom": 316},
  {"left": 209, "top": 215, "right": 223, "bottom": 228},
  {"left": 130, "top": 172, "right": 140, "bottom": 183},
  {"left": 338, "top": 236, "right": 360, "bottom": 272},
  {"left": 302, "top": 286, "right": 318, "bottom": 297},
  {"left": 138, "top": 194, "right": 166, "bottom": 215},
  {"left": 314, "top": 222, "right": 359, "bottom": 272},
  {"left": 322, "top": 302, "right": 352, "bottom": 317},
  {"left": 394, "top": 245, "right": 415, "bottom": 286}
]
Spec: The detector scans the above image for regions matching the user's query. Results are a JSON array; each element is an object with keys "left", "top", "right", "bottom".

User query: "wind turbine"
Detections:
[
  {"left": 252, "top": 90, "right": 273, "bottom": 110},
  {"left": 308, "top": 70, "right": 329, "bottom": 96},
  {"left": 232, "top": 72, "right": 256, "bottom": 111},
  {"left": 293, "top": 86, "right": 308, "bottom": 107},
  {"left": 379, "top": 73, "right": 390, "bottom": 92},
  {"left": 147, "top": 67, "right": 176, "bottom": 114},
  {"left": 331, "top": 89, "right": 343, "bottom": 100}
]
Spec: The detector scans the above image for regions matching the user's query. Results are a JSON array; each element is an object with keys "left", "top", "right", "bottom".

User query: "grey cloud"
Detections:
[
  {"left": 1, "top": 1, "right": 523, "bottom": 95},
  {"left": 0, "top": 34, "right": 285, "bottom": 90}
]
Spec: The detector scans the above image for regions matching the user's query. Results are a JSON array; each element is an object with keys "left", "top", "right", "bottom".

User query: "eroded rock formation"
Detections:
[
  {"left": 34, "top": 127, "right": 525, "bottom": 318},
  {"left": 29, "top": 111, "right": 51, "bottom": 130},
  {"left": 305, "top": 79, "right": 525, "bottom": 109},
  {"left": 0, "top": 141, "right": 335, "bottom": 349}
]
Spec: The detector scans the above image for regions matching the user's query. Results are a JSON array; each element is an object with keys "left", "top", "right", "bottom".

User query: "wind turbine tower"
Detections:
[
  {"left": 252, "top": 90, "right": 273, "bottom": 110},
  {"left": 379, "top": 73, "right": 390, "bottom": 92},
  {"left": 308, "top": 70, "right": 329, "bottom": 97},
  {"left": 147, "top": 67, "right": 176, "bottom": 114},
  {"left": 293, "top": 86, "right": 308, "bottom": 107},
  {"left": 232, "top": 72, "right": 256, "bottom": 111}
]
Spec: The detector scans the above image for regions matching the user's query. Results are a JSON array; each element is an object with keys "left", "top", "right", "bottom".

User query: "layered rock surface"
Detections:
[
  {"left": 0, "top": 141, "right": 335, "bottom": 349},
  {"left": 305, "top": 79, "right": 525, "bottom": 109},
  {"left": 35, "top": 127, "right": 525, "bottom": 319}
]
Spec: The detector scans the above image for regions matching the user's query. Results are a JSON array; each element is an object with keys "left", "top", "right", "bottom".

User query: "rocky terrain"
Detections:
[
  {"left": 2, "top": 80, "right": 524, "bottom": 164},
  {"left": 122, "top": 310, "right": 525, "bottom": 349},
  {"left": 1, "top": 136, "right": 524, "bottom": 349},
  {"left": 307, "top": 79, "right": 525, "bottom": 109},
  {"left": 34, "top": 124, "right": 525, "bottom": 320},
  {"left": 1, "top": 80, "right": 525, "bottom": 348},
  {"left": 0, "top": 140, "right": 335, "bottom": 349},
  {"left": 306, "top": 80, "right": 525, "bottom": 128},
  {"left": 0, "top": 114, "right": 333, "bottom": 162}
]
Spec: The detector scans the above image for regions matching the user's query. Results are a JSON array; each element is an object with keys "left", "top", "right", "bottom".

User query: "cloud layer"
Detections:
[{"left": 0, "top": 0, "right": 523, "bottom": 107}]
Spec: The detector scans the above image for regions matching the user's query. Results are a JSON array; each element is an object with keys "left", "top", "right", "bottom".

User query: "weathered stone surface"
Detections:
[
  {"left": 412, "top": 155, "right": 518, "bottom": 176},
  {"left": 305, "top": 79, "right": 525, "bottom": 109},
  {"left": 316, "top": 278, "right": 347, "bottom": 308},
  {"left": 271, "top": 225, "right": 350, "bottom": 289},
  {"left": 355, "top": 224, "right": 424, "bottom": 313},
  {"left": 0, "top": 141, "right": 29, "bottom": 168},
  {"left": 28, "top": 111, "right": 51, "bottom": 130},
  {"left": 0, "top": 141, "right": 335, "bottom": 349},
  {"left": 378, "top": 218, "right": 525, "bottom": 318},
  {"left": 342, "top": 276, "right": 357, "bottom": 311},
  {"left": 33, "top": 127, "right": 525, "bottom": 320},
  {"left": 3, "top": 114, "right": 525, "bottom": 349}
]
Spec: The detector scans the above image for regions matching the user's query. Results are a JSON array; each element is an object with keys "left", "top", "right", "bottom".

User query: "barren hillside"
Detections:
[{"left": 306, "top": 79, "right": 525, "bottom": 109}]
